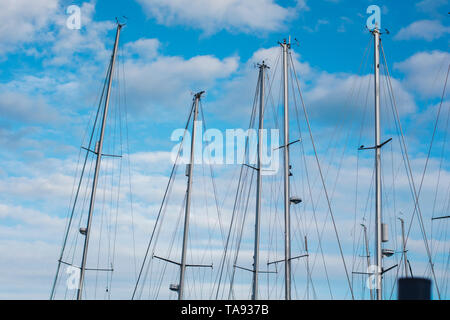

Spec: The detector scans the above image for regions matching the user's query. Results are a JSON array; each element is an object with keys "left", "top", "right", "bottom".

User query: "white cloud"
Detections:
[
  {"left": 0, "top": 0, "right": 115, "bottom": 64},
  {"left": 395, "top": 20, "right": 450, "bottom": 41},
  {"left": 136, "top": 0, "right": 307, "bottom": 35},
  {"left": 124, "top": 38, "right": 161, "bottom": 60},
  {"left": 206, "top": 45, "right": 414, "bottom": 127},
  {"left": 0, "top": 0, "right": 58, "bottom": 55},
  {"left": 394, "top": 50, "right": 450, "bottom": 99},
  {"left": 43, "top": 1, "right": 116, "bottom": 66},
  {"left": 0, "top": 91, "right": 64, "bottom": 124},
  {"left": 304, "top": 72, "right": 416, "bottom": 124},
  {"left": 123, "top": 51, "right": 239, "bottom": 117},
  {"left": 205, "top": 46, "right": 313, "bottom": 123},
  {"left": 0, "top": 204, "right": 64, "bottom": 231}
]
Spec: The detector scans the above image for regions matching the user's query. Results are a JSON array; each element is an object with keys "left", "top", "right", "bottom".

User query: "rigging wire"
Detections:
[
  {"left": 380, "top": 42, "right": 444, "bottom": 299},
  {"left": 50, "top": 59, "right": 112, "bottom": 299},
  {"left": 289, "top": 52, "right": 355, "bottom": 299},
  {"left": 288, "top": 66, "right": 333, "bottom": 299},
  {"left": 213, "top": 69, "right": 260, "bottom": 299},
  {"left": 132, "top": 100, "right": 195, "bottom": 299}
]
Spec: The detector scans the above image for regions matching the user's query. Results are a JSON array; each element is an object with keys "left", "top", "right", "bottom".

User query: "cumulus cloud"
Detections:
[
  {"left": 395, "top": 20, "right": 450, "bottom": 41},
  {"left": 123, "top": 51, "right": 239, "bottom": 117},
  {"left": 43, "top": 1, "right": 116, "bottom": 66},
  {"left": 136, "top": 0, "right": 308, "bottom": 35},
  {"left": 0, "top": 92, "right": 64, "bottom": 124},
  {"left": 0, "top": 0, "right": 58, "bottom": 56},
  {"left": 204, "top": 46, "right": 313, "bottom": 124},
  {"left": 394, "top": 50, "right": 450, "bottom": 99},
  {"left": 0, "top": 0, "right": 116, "bottom": 64},
  {"left": 303, "top": 72, "right": 417, "bottom": 127},
  {"left": 124, "top": 38, "right": 161, "bottom": 60},
  {"left": 204, "top": 45, "right": 414, "bottom": 128}
]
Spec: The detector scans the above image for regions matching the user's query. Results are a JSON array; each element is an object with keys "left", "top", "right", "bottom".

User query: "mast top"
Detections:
[
  {"left": 193, "top": 91, "right": 205, "bottom": 100},
  {"left": 369, "top": 27, "right": 390, "bottom": 37},
  {"left": 257, "top": 61, "right": 270, "bottom": 69},
  {"left": 279, "top": 38, "right": 291, "bottom": 49},
  {"left": 115, "top": 16, "right": 127, "bottom": 28},
  {"left": 370, "top": 26, "right": 380, "bottom": 35}
]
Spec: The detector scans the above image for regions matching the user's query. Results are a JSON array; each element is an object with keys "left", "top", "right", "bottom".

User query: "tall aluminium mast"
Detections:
[
  {"left": 373, "top": 27, "right": 383, "bottom": 301},
  {"left": 178, "top": 91, "right": 205, "bottom": 300},
  {"left": 359, "top": 26, "right": 385, "bottom": 300},
  {"left": 281, "top": 38, "right": 292, "bottom": 300},
  {"left": 150, "top": 91, "right": 212, "bottom": 299},
  {"left": 359, "top": 25, "right": 388, "bottom": 301},
  {"left": 76, "top": 23, "right": 123, "bottom": 300},
  {"left": 251, "top": 62, "right": 268, "bottom": 300}
]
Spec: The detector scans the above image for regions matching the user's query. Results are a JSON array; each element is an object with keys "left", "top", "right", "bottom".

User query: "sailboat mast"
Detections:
[
  {"left": 305, "top": 236, "right": 310, "bottom": 300},
  {"left": 178, "top": 91, "right": 204, "bottom": 300},
  {"left": 399, "top": 218, "right": 408, "bottom": 278},
  {"left": 281, "top": 39, "right": 292, "bottom": 300},
  {"left": 362, "top": 224, "right": 373, "bottom": 300},
  {"left": 76, "top": 23, "right": 122, "bottom": 300},
  {"left": 252, "top": 62, "right": 267, "bottom": 300},
  {"left": 373, "top": 27, "right": 383, "bottom": 301}
]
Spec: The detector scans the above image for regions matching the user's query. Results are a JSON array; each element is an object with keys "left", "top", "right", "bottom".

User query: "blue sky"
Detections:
[{"left": 0, "top": 0, "right": 448, "bottom": 299}]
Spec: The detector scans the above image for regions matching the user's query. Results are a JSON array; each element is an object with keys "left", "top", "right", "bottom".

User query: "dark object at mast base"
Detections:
[{"left": 398, "top": 277, "right": 431, "bottom": 300}]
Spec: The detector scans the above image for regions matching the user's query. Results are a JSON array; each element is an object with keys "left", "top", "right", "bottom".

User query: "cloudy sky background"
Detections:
[{"left": 0, "top": 0, "right": 448, "bottom": 299}]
